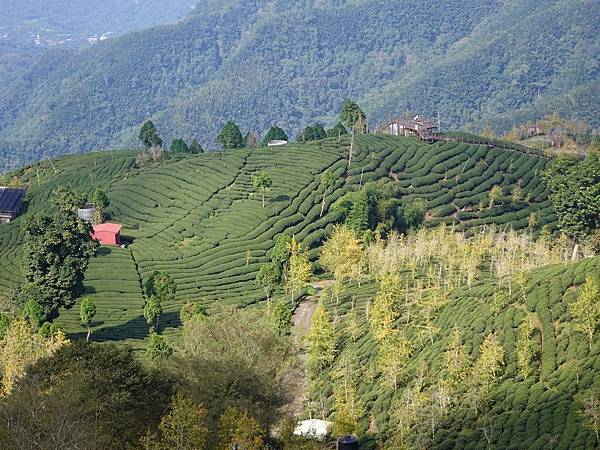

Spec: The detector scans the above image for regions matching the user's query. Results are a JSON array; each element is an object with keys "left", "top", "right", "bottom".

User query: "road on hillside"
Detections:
[{"left": 287, "top": 280, "right": 335, "bottom": 417}]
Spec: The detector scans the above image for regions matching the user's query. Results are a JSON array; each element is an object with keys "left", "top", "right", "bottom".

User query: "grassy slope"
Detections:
[
  {"left": 0, "top": 135, "right": 554, "bottom": 347},
  {"left": 313, "top": 257, "right": 600, "bottom": 449}
]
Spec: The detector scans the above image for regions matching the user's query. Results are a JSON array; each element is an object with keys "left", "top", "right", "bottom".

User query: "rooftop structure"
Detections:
[
  {"left": 92, "top": 223, "right": 122, "bottom": 246},
  {"left": 0, "top": 187, "right": 26, "bottom": 224},
  {"left": 377, "top": 115, "right": 439, "bottom": 140}
]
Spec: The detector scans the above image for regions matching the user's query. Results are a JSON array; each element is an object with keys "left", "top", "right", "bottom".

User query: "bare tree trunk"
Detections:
[
  {"left": 86, "top": 327, "right": 91, "bottom": 341},
  {"left": 262, "top": 191, "right": 265, "bottom": 208},
  {"left": 320, "top": 195, "right": 326, "bottom": 218}
]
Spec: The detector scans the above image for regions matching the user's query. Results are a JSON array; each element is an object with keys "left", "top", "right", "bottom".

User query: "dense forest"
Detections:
[{"left": 1, "top": 0, "right": 599, "bottom": 172}]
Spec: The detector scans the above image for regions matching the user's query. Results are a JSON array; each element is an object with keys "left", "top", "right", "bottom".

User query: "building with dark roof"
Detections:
[{"left": 0, "top": 187, "right": 26, "bottom": 224}]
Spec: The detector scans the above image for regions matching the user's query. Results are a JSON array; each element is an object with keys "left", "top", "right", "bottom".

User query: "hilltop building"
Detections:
[
  {"left": 92, "top": 223, "right": 122, "bottom": 246},
  {"left": 0, "top": 187, "right": 26, "bottom": 224},
  {"left": 377, "top": 115, "right": 438, "bottom": 140},
  {"left": 267, "top": 140, "right": 288, "bottom": 146}
]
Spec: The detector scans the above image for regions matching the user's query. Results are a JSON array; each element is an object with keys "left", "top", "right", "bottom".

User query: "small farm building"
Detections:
[
  {"left": 378, "top": 115, "right": 438, "bottom": 140},
  {"left": 0, "top": 187, "right": 26, "bottom": 224},
  {"left": 267, "top": 139, "right": 288, "bottom": 146},
  {"left": 92, "top": 223, "right": 122, "bottom": 246}
]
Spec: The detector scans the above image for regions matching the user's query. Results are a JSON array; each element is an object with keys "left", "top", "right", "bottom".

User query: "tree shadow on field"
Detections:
[
  {"left": 67, "top": 311, "right": 182, "bottom": 343},
  {"left": 273, "top": 194, "right": 290, "bottom": 203}
]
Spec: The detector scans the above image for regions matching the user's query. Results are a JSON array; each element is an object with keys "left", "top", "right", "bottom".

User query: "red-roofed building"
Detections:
[{"left": 92, "top": 223, "right": 122, "bottom": 246}]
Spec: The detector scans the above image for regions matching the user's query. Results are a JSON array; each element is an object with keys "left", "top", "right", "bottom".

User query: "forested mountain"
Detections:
[
  {"left": 0, "top": 0, "right": 197, "bottom": 50},
  {"left": 0, "top": 0, "right": 599, "bottom": 172}
]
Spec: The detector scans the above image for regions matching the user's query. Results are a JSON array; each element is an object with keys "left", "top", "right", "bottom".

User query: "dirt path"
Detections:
[{"left": 288, "top": 280, "right": 335, "bottom": 417}]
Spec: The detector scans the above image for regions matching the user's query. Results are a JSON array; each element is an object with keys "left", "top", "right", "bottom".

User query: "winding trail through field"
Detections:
[{"left": 288, "top": 280, "right": 335, "bottom": 416}]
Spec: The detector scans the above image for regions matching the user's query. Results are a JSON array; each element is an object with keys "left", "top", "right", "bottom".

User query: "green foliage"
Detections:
[
  {"left": 217, "top": 121, "right": 243, "bottom": 149},
  {"left": 217, "top": 407, "right": 264, "bottom": 450},
  {"left": 189, "top": 139, "right": 204, "bottom": 154},
  {"left": 20, "top": 187, "right": 97, "bottom": 319},
  {"left": 79, "top": 296, "right": 96, "bottom": 340},
  {"left": 92, "top": 187, "right": 109, "bottom": 209},
  {"left": 0, "top": 314, "right": 9, "bottom": 340},
  {"left": 2, "top": 1, "right": 599, "bottom": 172},
  {"left": 403, "top": 198, "right": 427, "bottom": 230},
  {"left": 0, "top": 341, "right": 173, "bottom": 449},
  {"left": 299, "top": 123, "right": 326, "bottom": 142},
  {"left": 179, "top": 302, "right": 208, "bottom": 324},
  {"left": 307, "top": 302, "right": 336, "bottom": 371},
  {"left": 255, "top": 262, "right": 281, "bottom": 299},
  {"left": 261, "top": 125, "right": 288, "bottom": 146},
  {"left": 272, "top": 301, "right": 292, "bottom": 336},
  {"left": 139, "top": 120, "right": 163, "bottom": 149},
  {"left": 169, "top": 138, "right": 190, "bottom": 153},
  {"left": 174, "top": 312, "right": 298, "bottom": 430},
  {"left": 146, "top": 271, "right": 177, "bottom": 304},
  {"left": 143, "top": 295, "right": 163, "bottom": 331},
  {"left": 544, "top": 155, "right": 600, "bottom": 241},
  {"left": 0, "top": 136, "right": 557, "bottom": 347},
  {"left": 326, "top": 122, "right": 348, "bottom": 139},
  {"left": 340, "top": 99, "right": 367, "bottom": 133},
  {"left": 146, "top": 331, "right": 173, "bottom": 364},
  {"left": 142, "top": 392, "right": 208, "bottom": 450},
  {"left": 569, "top": 275, "right": 600, "bottom": 349},
  {"left": 22, "top": 299, "right": 45, "bottom": 328},
  {"left": 252, "top": 171, "right": 273, "bottom": 207}
]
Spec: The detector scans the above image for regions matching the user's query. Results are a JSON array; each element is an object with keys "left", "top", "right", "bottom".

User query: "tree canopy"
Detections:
[
  {"left": 544, "top": 155, "right": 600, "bottom": 241},
  {"left": 216, "top": 121, "right": 243, "bottom": 149},
  {"left": 261, "top": 125, "right": 288, "bottom": 146},
  {"left": 139, "top": 120, "right": 163, "bottom": 149},
  {"left": 18, "top": 187, "right": 97, "bottom": 319}
]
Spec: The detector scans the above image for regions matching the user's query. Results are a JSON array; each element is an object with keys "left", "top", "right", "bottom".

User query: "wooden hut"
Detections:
[
  {"left": 0, "top": 187, "right": 26, "bottom": 224},
  {"left": 378, "top": 115, "right": 438, "bottom": 140}
]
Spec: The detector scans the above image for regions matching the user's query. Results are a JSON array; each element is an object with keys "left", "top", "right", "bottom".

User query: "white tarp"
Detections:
[{"left": 293, "top": 419, "right": 332, "bottom": 440}]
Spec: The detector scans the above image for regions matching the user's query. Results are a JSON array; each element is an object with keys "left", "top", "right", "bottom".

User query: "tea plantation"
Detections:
[
  {"left": 0, "top": 135, "right": 555, "bottom": 347},
  {"left": 312, "top": 255, "right": 600, "bottom": 449}
]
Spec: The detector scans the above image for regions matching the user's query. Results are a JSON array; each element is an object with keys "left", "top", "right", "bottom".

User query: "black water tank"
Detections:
[{"left": 337, "top": 435, "right": 359, "bottom": 450}]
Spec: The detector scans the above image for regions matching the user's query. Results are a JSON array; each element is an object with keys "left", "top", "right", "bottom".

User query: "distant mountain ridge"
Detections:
[{"left": 0, "top": 0, "right": 598, "bottom": 172}]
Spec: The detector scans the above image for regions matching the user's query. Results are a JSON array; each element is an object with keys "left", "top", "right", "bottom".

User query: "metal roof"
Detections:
[
  {"left": 0, "top": 187, "right": 26, "bottom": 214},
  {"left": 93, "top": 223, "right": 122, "bottom": 233}
]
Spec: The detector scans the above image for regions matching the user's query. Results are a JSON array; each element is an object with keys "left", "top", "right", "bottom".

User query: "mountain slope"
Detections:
[
  {"left": 0, "top": 135, "right": 555, "bottom": 346},
  {"left": 1, "top": 0, "right": 598, "bottom": 172},
  {"left": 312, "top": 254, "right": 600, "bottom": 449}
]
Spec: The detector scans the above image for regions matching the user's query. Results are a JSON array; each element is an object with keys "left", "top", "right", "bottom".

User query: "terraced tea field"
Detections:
[
  {"left": 0, "top": 135, "right": 556, "bottom": 347},
  {"left": 311, "top": 253, "right": 600, "bottom": 449}
]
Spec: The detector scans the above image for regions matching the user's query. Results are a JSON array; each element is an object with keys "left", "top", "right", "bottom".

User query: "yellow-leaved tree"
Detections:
[
  {"left": 320, "top": 225, "right": 365, "bottom": 302},
  {"left": 0, "top": 318, "right": 68, "bottom": 395}
]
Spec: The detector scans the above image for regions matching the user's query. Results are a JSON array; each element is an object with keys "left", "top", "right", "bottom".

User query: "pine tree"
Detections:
[
  {"left": 189, "top": 139, "right": 205, "bottom": 154},
  {"left": 139, "top": 120, "right": 163, "bottom": 149},
  {"left": 216, "top": 121, "right": 243, "bottom": 149}
]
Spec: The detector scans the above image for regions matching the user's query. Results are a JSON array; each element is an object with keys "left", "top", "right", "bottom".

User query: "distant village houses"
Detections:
[{"left": 0, "top": 187, "right": 26, "bottom": 224}]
